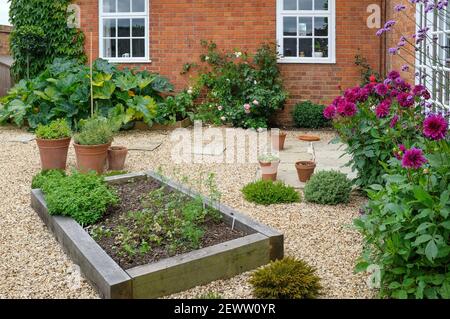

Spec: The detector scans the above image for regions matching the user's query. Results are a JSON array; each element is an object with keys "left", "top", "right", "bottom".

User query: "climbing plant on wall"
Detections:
[{"left": 9, "top": 0, "right": 86, "bottom": 80}]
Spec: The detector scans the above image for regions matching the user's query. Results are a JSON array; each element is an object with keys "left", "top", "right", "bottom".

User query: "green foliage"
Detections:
[
  {"left": 258, "top": 153, "right": 280, "bottom": 163},
  {"left": 0, "top": 58, "right": 173, "bottom": 129},
  {"left": 355, "top": 138, "right": 450, "bottom": 299},
  {"left": 304, "top": 170, "right": 352, "bottom": 205},
  {"left": 185, "top": 41, "right": 287, "bottom": 129},
  {"left": 74, "top": 117, "right": 114, "bottom": 145},
  {"left": 249, "top": 257, "right": 322, "bottom": 299},
  {"left": 37, "top": 170, "right": 118, "bottom": 226},
  {"left": 9, "top": 0, "right": 86, "bottom": 80},
  {"left": 242, "top": 180, "right": 300, "bottom": 206},
  {"left": 91, "top": 183, "right": 222, "bottom": 262},
  {"left": 197, "top": 292, "right": 223, "bottom": 299},
  {"left": 292, "top": 101, "right": 331, "bottom": 129},
  {"left": 155, "top": 88, "right": 198, "bottom": 125},
  {"left": 35, "top": 118, "right": 71, "bottom": 139},
  {"left": 31, "top": 169, "right": 66, "bottom": 189}
]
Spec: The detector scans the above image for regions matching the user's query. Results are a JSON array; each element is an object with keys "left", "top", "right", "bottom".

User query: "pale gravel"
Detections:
[{"left": 0, "top": 126, "right": 376, "bottom": 299}]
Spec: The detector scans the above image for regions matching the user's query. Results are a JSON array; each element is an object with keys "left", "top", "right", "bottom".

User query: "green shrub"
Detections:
[
  {"left": 31, "top": 169, "right": 66, "bottom": 189},
  {"left": 35, "top": 119, "right": 72, "bottom": 139},
  {"left": 304, "top": 170, "right": 352, "bottom": 205},
  {"left": 9, "top": 0, "right": 86, "bottom": 80},
  {"left": 74, "top": 117, "right": 114, "bottom": 145},
  {"left": 249, "top": 258, "right": 322, "bottom": 299},
  {"left": 242, "top": 180, "right": 300, "bottom": 205},
  {"left": 292, "top": 101, "right": 330, "bottom": 129},
  {"left": 186, "top": 41, "right": 287, "bottom": 129},
  {"left": 40, "top": 171, "right": 118, "bottom": 226},
  {"left": 0, "top": 58, "right": 173, "bottom": 129}
]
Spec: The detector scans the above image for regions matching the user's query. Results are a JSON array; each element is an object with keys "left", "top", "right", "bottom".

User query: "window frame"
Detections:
[
  {"left": 98, "top": 0, "right": 151, "bottom": 63},
  {"left": 276, "top": 0, "right": 336, "bottom": 64}
]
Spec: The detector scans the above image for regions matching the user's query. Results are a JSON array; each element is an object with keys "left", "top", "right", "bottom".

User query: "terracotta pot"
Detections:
[
  {"left": 36, "top": 138, "right": 71, "bottom": 170},
  {"left": 74, "top": 143, "right": 111, "bottom": 174},
  {"left": 295, "top": 161, "right": 317, "bottom": 183},
  {"left": 259, "top": 160, "right": 280, "bottom": 181},
  {"left": 272, "top": 131, "right": 287, "bottom": 151},
  {"left": 108, "top": 146, "right": 128, "bottom": 171}
]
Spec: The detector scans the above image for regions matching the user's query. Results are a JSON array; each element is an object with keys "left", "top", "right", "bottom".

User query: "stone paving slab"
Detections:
[
  {"left": 7, "top": 135, "right": 36, "bottom": 144},
  {"left": 128, "top": 141, "right": 163, "bottom": 152}
]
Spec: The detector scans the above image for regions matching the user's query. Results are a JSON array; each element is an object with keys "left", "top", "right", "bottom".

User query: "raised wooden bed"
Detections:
[
  {"left": 31, "top": 171, "right": 283, "bottom": 299},
  {"left": 134, "top": 118, "right": 192, "bottom": 131}
]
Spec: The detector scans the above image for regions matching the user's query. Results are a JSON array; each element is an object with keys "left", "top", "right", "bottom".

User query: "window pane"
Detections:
[
  {"left": 118, "top": 0, "right": 131, "bottom": 12},
  {"left": 132, "top": 0, "right": 145, "bottom": 12},
  {"left": 298, "top": 0, "right": 313, "bottom": 10},
  {"left": 299, "top": 38, "right": 312, "bottom": 57},
  {"left": 132, "top": 39, "right": 145, "bottom": 57},
  {"left": 103, "top": 19, "right": 116, "bottom": 37},
  {"left": 118, "top": 19, "right": 131, "bottom": 37},
  {"left": 118, "top": 39, "right": 131, "bottom": 58},
  {"left": 314, "top": 38, "right": 328, "bottom": 57},
  {"left": 132, "top": 19, "right": 145, "bottom": 37},
  {"left": 298, "top": 17, "right": 312, "bottom": 36},
  {"left": 103, "top": 39, "right": 116, "bottom": 58},
  {"left": 284, "top": 0, "right": 296, "bottom": 10},
  {"left": 315, "top": 0, "right": 328, "bottom": 10},
  {"left": 314, "top": 17, "right": 328, "bottom": 36},
  {"left": 283, "top": 17, "right": 297, "bottom": 36},
  {"left": 283, "top": 38, "right": 297, "bottom": 57},
  {"left": 103, "top": 0, "right": 116, "bottom": 13}
]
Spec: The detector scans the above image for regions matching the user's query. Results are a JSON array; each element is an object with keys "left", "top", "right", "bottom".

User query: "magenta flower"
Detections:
[
  {"left": 375, "top": 100, "right": 391, "bottom": 118},
  {"left": 388, "top": 70, "right": 401, "bottom": 80},
  {"left": 397, "top": 92, "right": 415, "bottom": 107},
  {"left": 394, "top": 144, "right": 406, "bottom": 160},
  {"left": 323, "top": 105, "right": 337, "bottom": 120},
  {"left": 402, "top": 148, "right": 428, "bottom": 169},
  {"left": 337, "top": 101, "right": 357, "bottom": 117},
  {"left": 390, "top": 114, "right": 399, "bottom": 128},
  {"left": 375, "top": 83, "right": 388, "bottom": 96},
  {"left": 423, "top": 114, "right": 448, "bottom": 140}
]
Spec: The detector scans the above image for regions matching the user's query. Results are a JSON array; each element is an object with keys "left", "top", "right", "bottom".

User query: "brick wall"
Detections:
[
  {"left": 385, "top": 0, "right": 416, "bottom": 83},
  {"left": 75, "top": 0, "right": 414, "bottom": 125},
  {"left": 0, "top": 25, "right": 12, "bottom": 56}
]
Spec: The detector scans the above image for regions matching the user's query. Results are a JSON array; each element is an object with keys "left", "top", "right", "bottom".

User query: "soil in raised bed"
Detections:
[{"left": 88, "top": 178, "right": 246, "bottom": 269}]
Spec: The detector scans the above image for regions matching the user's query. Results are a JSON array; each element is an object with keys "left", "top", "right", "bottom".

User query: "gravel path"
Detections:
[{"left": 0, "top": 126, "right": 375, "bottom": 299}]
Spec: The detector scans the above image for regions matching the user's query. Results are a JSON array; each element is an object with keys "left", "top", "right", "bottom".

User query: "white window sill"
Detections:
[
  {"left": 102, "top": 58, "right": 152, "bottom": 64},
  {"left": 277, "top": 58, "right": 336, "bottom": 64}
]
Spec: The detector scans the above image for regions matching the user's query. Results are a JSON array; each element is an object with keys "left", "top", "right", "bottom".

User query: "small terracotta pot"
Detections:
[
  {"left": 295, "top": 161, "right": 316, "bottom": 183},
  {"left": 74, "top": 142, "right": 111, "bottom": 174},
  {"left": 272, "top": 131, "right": 287, "bottom": 151},
  {"left": 108, "top": 146, "right": 128, "bottom": 171},
  {"left": 36, "top": 137, "right": 71, "bottom": 170},
  {"left": 259, "top": 160, "right": 280, "bottom": 181}
]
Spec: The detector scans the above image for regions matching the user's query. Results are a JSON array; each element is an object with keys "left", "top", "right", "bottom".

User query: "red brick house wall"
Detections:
[
  {"left": 75, "top": 0, "right": 413, "bottom": 125},
  {"left": 0, "top": 25, "right": 12, "bottom": 56}
]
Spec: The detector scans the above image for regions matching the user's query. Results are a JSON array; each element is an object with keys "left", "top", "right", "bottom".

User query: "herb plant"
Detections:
[
  {"left": 35, "top": 119, "right": 72, "bottom": 140},
  {"left": 242, "top": 180, "right": 300, "bottom": 206},
  {"left": 304, "top": 170, "right": 352, "bottom": 205},
  {"left": 31, "top": 169, "right": 66, "bottom": 189},
  {"left": 74, "top": 117, "right": 114, "bottom": 146}
]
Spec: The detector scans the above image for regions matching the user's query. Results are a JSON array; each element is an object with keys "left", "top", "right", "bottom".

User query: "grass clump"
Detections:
[
  {"left": 74, "top": 117, "right": 114, "bottom": 145},
  {"left": 242, "top": 180, "right": 300, "bottom": 205},
  {"left": 249, "top": 257, "right": 322, "bottom": 299},
  {"left": 304, "top": 170, "right": 352, "bottom": 205},
  {"left": 35, "top": 119, "right": 72, "bottom": 139},
  {"left": 36, "top": 170, "right": 118, "bottom": 226},
  {"left": 292, "top": 101, "right": 331, "bottom": 129}
]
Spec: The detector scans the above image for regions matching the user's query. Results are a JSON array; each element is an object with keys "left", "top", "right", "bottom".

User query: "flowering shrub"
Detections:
[
  {"left": 186, "top": 41, "right": 287, "bottom": 129},
  {"left": 326, "top": 71, "right": 433, "bottom": 189}
]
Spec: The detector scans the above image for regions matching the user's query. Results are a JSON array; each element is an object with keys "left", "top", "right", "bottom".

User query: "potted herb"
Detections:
[
  {"left": 258, "top": 154, "right": 280, "bottom": 181},
  {"left": 35, "top": 119, "right": 72, "bottom": 170},
  {"left": 271, "top": 130, "right": 287, "bottom": 151},
  {"left": 314, "top": 43, "right": 324, "bottom": 58},
  {"left": 295, "top": 161, "right": 316, "bottom": 183},
  {"left": 108, "top": 146, "right": 128, "bottom": 171},
  {"left": 74, "top": 117, "right": 114, "bottom": 174}
]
